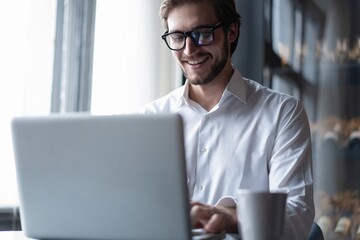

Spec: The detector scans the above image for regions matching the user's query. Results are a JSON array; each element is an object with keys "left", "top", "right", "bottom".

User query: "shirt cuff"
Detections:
[{"left": 215, "top": 196, "right": 237, "bottom": 207}]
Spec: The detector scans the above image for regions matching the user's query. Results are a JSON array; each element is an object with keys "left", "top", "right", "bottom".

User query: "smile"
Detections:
[{"left": 186, "top": 56, "right": 209, "bottom": 65}]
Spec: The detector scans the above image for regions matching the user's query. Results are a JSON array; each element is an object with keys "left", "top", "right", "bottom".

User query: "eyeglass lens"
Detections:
[{"left": 165, "top": 27, "right": 215, "bottom": 50}]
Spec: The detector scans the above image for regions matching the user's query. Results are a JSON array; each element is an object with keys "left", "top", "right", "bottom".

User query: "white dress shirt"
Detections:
[{"left": 142, "top": 67, "right": 314, "bottom": 239}]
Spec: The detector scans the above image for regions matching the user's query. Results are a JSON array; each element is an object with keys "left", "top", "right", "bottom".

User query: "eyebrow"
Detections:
[{"left": 168, "top": 23, "right": 219, "bottom": 34}]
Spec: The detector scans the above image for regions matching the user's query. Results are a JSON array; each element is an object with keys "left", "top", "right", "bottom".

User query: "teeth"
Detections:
[{"left": 188, "top": 57, "right": 207, "bottom": 65}]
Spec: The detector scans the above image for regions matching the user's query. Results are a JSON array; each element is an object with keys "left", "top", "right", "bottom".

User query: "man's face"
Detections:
[{"left": 167, "top": 2, "right": 230, "bottom": 85}]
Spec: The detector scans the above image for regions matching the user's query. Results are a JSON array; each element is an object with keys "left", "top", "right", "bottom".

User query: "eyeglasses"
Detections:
[{"left": 161, "top": 22, "right": 223, "bottom": 51}]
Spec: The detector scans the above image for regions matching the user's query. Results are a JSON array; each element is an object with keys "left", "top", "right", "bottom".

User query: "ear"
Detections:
[{"left": 227, "top": 23, "right": 238, "bottom": 43}]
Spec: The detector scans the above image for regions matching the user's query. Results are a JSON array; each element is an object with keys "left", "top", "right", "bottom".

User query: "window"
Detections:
[
  {"left": 0, "top": 0, "right": 56, "bottom": 207},
  {"left": 0, "top": 0, "right": 180, "bottom": 208},
  {"left": 91, "top": 0, "right": 180, "bottom": 115}
]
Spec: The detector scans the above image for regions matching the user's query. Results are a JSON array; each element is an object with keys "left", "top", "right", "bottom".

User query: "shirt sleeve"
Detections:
[
  {"left": 269, "top": 99, "right": 315, "bottom": 239},
  {"left": 216, "top": 98, "right": 314, "bottom": 240}
]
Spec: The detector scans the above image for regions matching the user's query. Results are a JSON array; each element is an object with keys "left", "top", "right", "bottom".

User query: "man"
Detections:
[{"left": 143, "top": 0, "right": 314, "bottom": 239}]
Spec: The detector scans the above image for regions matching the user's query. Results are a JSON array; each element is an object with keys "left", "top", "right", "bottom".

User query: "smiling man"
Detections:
[{"left": 143, "top": 0, "right": 315, "bottom": 239}]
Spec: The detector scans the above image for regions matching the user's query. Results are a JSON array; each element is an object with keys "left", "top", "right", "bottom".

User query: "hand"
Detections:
[{"left": 190, "top": 201, "right": 238, "bottom": 233}]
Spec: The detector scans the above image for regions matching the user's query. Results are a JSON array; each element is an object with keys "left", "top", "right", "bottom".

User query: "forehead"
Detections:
[{"left": 167, "top": 2, "right": 218, "bottom": 32}]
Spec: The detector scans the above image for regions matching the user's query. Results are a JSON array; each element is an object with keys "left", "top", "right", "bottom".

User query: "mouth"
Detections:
[{"left": 184, "top": 56, "right": 209, "bottom": 66}]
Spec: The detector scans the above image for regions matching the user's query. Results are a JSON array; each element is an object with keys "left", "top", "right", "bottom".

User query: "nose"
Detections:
[{"left": 183, "top": 36, "right": 200, "bottom": 56}]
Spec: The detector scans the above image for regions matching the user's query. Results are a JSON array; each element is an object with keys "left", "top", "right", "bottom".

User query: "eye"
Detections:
[
  {"left": 192, "top": 28, "right": 214, "bottom": 45},
  {"left": 192, "top": 28, "right": 212, "bottom": 40},
  {"left": 199, "top": 32, "right": 212, "bottom": 40},
  {"left": 170, "top": 33, "right": 185, "bottom": 43}
]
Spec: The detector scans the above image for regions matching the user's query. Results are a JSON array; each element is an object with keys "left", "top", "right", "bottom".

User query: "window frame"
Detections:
[
  {"left": 51, "top": 0, "right": 96, "bottom": 113},
  {"left": 0, "top": 0, "right": 96, "bottom": 231}
]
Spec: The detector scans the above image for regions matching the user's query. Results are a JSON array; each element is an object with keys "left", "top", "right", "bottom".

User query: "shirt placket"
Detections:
[{"left": 193, "top": 115, "right": 210, "bottom": 200}]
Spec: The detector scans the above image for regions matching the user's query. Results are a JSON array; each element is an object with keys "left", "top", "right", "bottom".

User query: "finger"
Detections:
[
  {"left": 190, "top": 204, "right": 213, "bottom": 228},
  {"left": 190, "top": 201, "right": 204, "bottom": 207},
  {"left": 204, "top": 207, "right": 238, "bottom": 233},
  {"left": 204, "top": 213, "right": 226, "bottom": 233},
  {"left": 189, "top": 201, "right": 204, "bottom": 213}
]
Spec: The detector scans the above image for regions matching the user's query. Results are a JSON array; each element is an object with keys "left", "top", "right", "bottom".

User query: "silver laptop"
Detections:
[{"left": 11, "top": 113, "right": 225, "bottom": 240}]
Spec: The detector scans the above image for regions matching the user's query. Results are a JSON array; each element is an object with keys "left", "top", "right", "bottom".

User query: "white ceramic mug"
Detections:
[{"left": 236, "top": 190, "right": 287, "bottom": 240}]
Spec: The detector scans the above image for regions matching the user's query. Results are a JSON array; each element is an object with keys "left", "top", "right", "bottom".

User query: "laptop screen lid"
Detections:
[{"left": 11, "top": 113, "right": 192, "bottom": 240}]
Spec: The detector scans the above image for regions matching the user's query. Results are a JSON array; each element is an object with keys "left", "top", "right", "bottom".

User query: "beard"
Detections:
[{"left": 183, "top": 39, "right": 229, "bottom": 85}]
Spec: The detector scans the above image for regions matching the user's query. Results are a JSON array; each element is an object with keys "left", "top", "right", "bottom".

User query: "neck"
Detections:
[{"left": 188, "top": 64, "right": 234, "bottom": 111}]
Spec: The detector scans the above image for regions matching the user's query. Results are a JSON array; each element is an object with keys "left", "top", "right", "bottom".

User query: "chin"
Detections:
[{"left": 188, "top": 76, "right": 212, "bottom": 85}]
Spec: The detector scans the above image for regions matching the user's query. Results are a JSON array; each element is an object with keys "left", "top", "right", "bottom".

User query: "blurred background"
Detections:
[{"left": 0, "top": 0, "right": 359, "bottom": 238}]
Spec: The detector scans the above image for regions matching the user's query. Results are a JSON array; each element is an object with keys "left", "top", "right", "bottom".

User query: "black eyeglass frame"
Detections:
[{"left": 161, "top": 22, "right": 223, "bottom": 51}]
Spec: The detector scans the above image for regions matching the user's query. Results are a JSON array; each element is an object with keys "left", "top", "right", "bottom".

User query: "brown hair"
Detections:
[{"left": 159, "top": 0, "right": 242, "bottom": 55}]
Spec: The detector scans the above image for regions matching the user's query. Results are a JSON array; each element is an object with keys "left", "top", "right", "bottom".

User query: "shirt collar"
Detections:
[
  {"left": 176, "top": 66, "right": 247, "bottom": 107},
  {"left": 225, "top": 67, "right": 247, "bottom": 104},
  {"left": 176, "top": 82, "right": 189, "bottom": 108}
]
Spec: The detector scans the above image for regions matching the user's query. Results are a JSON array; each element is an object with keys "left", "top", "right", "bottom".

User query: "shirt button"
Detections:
[
  {"left": 197, "top": 185, "right": 204, "bottom": 190},
  {"left": 200, "top": 147, "right": 207, "bottom": 153}
]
